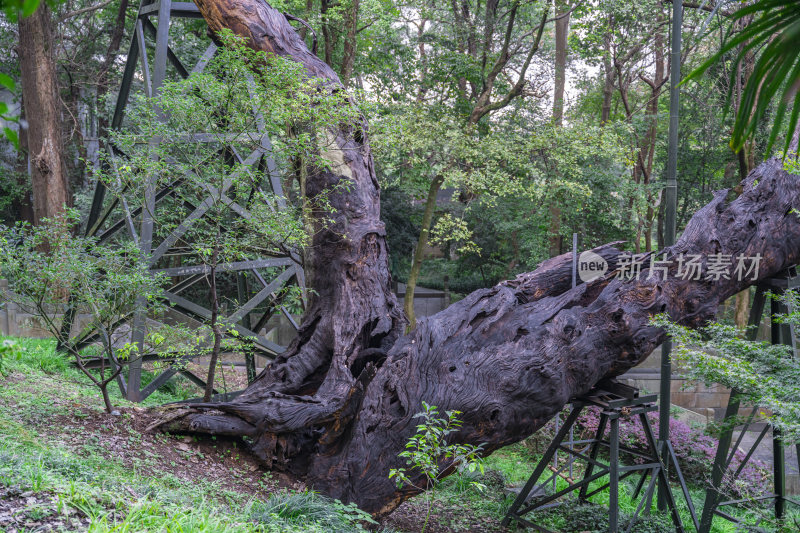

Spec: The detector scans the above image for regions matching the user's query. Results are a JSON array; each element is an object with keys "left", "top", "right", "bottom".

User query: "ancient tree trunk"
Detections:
[
  {"left": 183, "top": 0, "right": 407, "bottom": 473},
  {"left": 153, "top": 0, "right": 800, "bottom": 518},
  {"left": 18, "top": 3, "right": 71, "bottom": 224}
]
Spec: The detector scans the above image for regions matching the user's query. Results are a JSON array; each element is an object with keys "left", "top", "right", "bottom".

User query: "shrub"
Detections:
[
  {"left": 0, "top": 338, "right": 20, "bottom": 375},
  {"left": 0, "top": 212, "right": 200, "bottom": 412},
  {"left": 389, "top": 402, "right": 486, "bottom": 533},
  {"left": 652, "top": 310, "right": 800, "bottom": 443}
]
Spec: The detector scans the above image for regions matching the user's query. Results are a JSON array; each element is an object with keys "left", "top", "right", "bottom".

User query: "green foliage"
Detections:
[
  {"left": 0, "top": 338, "right": 20, "bottom": 375},
  {"left": 389, "top": 401, "right": 485, "bottom": 533},
  {"left": 0, "top": 0, "right": 42, "bottom": 20},
  {"left": 0, "top": 166, "right": 31, "bottom": 225},
  {"left": 0, "top": 210, "right": 199, "bottom": 411},
  {"left": 250, "top": 490, "right": 378, "bottom": 532},
  {"left": 652, "top": 294, "right": 800, "bottom": 442},
  {"left": 99, "top": 31, "right": 359, "bottom": 395},
  {"left": 0, "top": 72, "right": 18, "bottom": 149},
  {"left": 108, "top": 30, "right": 357, "bottom": 237},
  {"left": 373, "top": 98, "right": 633, "bottom": 273},
  {"left": 105, "top": 29, "right": 351, "bottom": 291},
  {"left": 783, "top": 151, "right": 800, "bottom": 175},
  {"left": 686, "top": 0, "right": 800, "bottom": 157}
]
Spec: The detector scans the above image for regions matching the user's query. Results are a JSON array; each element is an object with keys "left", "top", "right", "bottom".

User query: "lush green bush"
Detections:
[
  {"left": 0, "top": 211, "right": 191, "bottom": 412},
  {"left": 653, "top": 298, "right": 800, "bottom": 443}
]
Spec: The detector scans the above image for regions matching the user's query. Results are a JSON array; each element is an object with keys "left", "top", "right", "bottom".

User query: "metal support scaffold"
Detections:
[
  {"left": 58, "top": 0, "right": 309, "bottom": 402},
  {"left": 502, "top": 380, "right": 698, "bottom": 533},
  {"left": 699, "top": 267, "right": 800, "bottom": 532}
]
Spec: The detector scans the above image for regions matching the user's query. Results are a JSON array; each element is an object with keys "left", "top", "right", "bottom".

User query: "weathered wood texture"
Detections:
[{"left": 153, "top": 0, "right": 800, "bottom": 517}]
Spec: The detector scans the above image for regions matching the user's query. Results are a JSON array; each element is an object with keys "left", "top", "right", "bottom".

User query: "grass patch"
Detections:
[{"left": 0, "top": 335, "right": 383, "bottom": 533}]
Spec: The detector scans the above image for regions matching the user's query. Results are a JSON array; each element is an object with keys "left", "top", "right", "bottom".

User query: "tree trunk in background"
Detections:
[
  {"left": 65, "top": 72, "right": 88, "bottom": 185},
  {"left": 734, "top": 289, "right": 750, "bottom": 329},
  {"left": 406, "top": 1, "right": 547, "bottom": 313},
  {"left": 151, "top": 0, "right": 800, "bottom": 518},
  {"left": 339, "top": 0, "right": 360, "bottom": 87},
  {"left": 549, "top": 0, "right": 570, "bottom": 258},
  {"left": 320, "top": 0, "right": 334, "bottom": 67},
  {"left": 18, "top": 3, "right": 71, "bottom": 224},
  {"left": 204, "top": 248, "right": 222, "bottom": 402},
  {"left": 601, "top": 24, "right": 614, "bottom": 125},
  {"left": 552, "top": 0, "right": 570, "bottom": 126},
  {"left": 733, "top": 142, "right": 753, "bottom": 329},
  {"left": 96, "top": 0, "right": 130, "bottom": 137},
  {"left": 403, "top": 175, "right": 444, "bottom": 330},
  {"left": 548, "top": 210, "right": 562, "bottom": 257},
  {"left": 636, "top": 13, "right": 666, "bottom": 253},
  {"left": 299, "top": 0, "right": 313, "bottom": 40}
]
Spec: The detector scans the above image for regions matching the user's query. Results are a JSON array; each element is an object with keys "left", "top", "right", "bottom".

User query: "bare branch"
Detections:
[{"left": 58, "top": 0, "right": 114, "bottom": 22}]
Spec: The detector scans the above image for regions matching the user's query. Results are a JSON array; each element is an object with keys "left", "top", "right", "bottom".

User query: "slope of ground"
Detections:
[{"left": 0, "top": 335, "right": 789, "bottom": 532}]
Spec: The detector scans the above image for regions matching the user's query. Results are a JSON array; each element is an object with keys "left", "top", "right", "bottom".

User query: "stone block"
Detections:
[
  {"left": 671, "top": 379, "right": 690, "bottom": 393},
  {"left": 670, "top": 392, "right": 696, "bottom": 409},
  {"left": 694, "top": 392, "right": 729, "bottom": 409}
]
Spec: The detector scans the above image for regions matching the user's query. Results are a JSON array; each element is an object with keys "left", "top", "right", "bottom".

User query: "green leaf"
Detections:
[
  {"left": 3, "top": 127, "right": 19, "bottom": 150},
  {"left": 684, "top": 0, "right": 800, "bottom": 157},
  {"left": 21, "top": 0, "right": 41, "bottom": 17},
  {"left": 0, "top": 73, "right": 14, "bottom": 91}
]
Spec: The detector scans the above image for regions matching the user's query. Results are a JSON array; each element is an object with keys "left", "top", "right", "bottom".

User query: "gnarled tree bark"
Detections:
[{"left": 152, "top": 0, "right": 800, "bottom": 517}]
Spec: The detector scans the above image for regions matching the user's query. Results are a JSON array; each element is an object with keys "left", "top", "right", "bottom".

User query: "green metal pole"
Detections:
[
  {"left": 658, "top": 0, "right": 681, "bottom": 512},
  {"left": 772, "top": 296, "right": 786, "bottom": 519},
  {"left": 610, "top": 416, "right": 620, "bottom": 532}
]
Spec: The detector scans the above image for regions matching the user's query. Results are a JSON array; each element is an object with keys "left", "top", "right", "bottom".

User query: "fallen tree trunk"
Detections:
[{"left": 151, "top": 0, "right": 800, "bottom": 517}]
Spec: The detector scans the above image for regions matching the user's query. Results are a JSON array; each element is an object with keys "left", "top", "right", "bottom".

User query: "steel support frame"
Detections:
[
  {"left": 502, "top": 381, "right": 697, "bottom": 533},
  {"left": 60, "top": 0, "right": 304, "bottom": 402}
]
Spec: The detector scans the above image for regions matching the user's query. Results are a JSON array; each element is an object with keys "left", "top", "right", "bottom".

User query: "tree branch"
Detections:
[{"left": 59, "top": 0, "right": 114, "bottom": 22}]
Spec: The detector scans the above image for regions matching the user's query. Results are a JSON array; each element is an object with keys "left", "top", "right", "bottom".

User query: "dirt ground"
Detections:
[{"left": 0, "top": 385, "right": 508, "bottom": 533}]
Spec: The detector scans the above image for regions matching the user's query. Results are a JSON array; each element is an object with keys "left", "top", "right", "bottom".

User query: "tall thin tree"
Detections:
[{"left": 18, "top": 2, "right": 71, "bottom": 225}]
